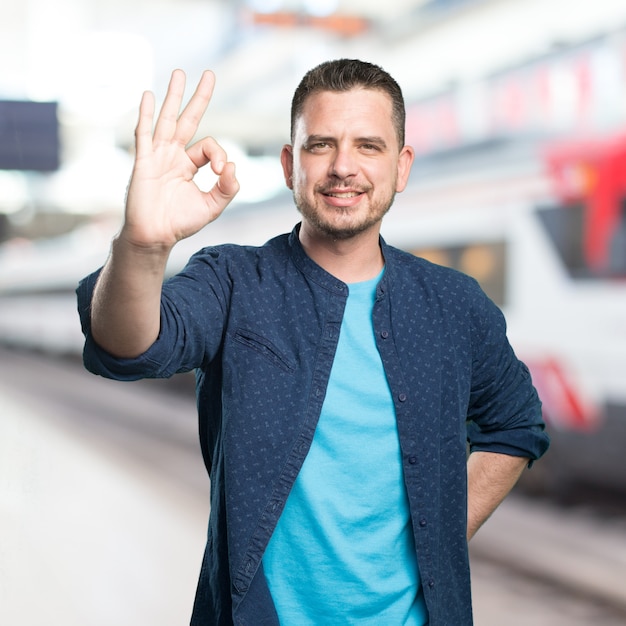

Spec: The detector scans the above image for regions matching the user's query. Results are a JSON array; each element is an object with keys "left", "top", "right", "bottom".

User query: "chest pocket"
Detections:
[{"left": 232, "top": 328, "right": 296, "bottom": 375}]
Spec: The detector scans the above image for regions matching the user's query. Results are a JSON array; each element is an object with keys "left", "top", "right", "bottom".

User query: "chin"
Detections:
[
  {"left": 310, "top": 216, "right": 380, "bottom": 240},
  {"left": 295, "top": 193, "right": 393, "bottom": 240}
]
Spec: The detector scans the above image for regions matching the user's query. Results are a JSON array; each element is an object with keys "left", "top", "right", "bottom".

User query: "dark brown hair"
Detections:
[{"left": 290, "top": 58, "right": 406, "bottom": 148}]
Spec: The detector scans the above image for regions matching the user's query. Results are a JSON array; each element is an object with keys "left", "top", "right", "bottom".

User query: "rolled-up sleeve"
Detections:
[
  {"left": 465, "top": 288, "right": 550, "bottom": 464},
  {"left": 76, "top": 269, "right": 186, "bottom": 380},
  {"left": 76, "top": 248, "right": 230, "bottom": 381}
]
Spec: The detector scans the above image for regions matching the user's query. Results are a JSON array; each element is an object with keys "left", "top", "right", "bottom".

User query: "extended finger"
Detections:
[
  {"left": 174, "top": 70, "right": 216, "bottom": 147},
  {"left": 153, "top": 69, "right": 187, "bottom": 145},
  {"left": 135, "top": 90, "right": 156, "bottom": 158}
]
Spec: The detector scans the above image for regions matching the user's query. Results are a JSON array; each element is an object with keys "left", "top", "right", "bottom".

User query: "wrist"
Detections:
[{"left": 113, "top": 230, "right": 174, "bottom": 265}]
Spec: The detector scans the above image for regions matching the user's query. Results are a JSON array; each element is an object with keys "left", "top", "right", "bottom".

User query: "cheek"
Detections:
[
  {"left": 366, "top": 164, "right": 397, "bottom": 190},
  {"left": 292, "top": 163, "right": 316, "bottom": 190}
]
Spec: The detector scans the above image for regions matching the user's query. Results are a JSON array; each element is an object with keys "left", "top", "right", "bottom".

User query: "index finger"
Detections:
[{"left": 135, "top": 89, "right": 156, "bottom": 159}]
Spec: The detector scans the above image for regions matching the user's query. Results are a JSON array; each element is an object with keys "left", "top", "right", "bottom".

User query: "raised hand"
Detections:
[
  {"left": 90, "top": 70, "right": 240, "bottom": 357},
  {"left": 123, "top": 69, "right": 240, "bottom": 250}
]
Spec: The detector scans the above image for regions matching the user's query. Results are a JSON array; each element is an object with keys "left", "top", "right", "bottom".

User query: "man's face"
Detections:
[{"left": 282, "top": 88, "right": 414, "bottom": 240}]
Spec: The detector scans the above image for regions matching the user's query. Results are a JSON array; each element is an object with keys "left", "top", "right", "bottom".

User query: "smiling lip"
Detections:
[
  {"left": 325, "top": 191, "right": 361, "bottom": 198},
  {"left": 320, "top": 187, "right": 366, "bottom": 207}
]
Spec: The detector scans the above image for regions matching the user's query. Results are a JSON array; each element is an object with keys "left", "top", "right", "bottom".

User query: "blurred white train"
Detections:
[
  {"left": 2, "top": 27, "right": 626, "bottom": 494},
  {"left": 0, "top": 132, "right": 626, "bottom": 491},
  {"left": 1, "top": 132, "right": 625, "bottom": 496},
  {"left": 382, "top": 135, "right": 626, "bottom": 495}
]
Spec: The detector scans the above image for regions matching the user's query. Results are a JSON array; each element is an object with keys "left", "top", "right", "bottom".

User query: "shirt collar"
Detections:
[{"left": 287, "top": 223, "right": 392, "bottom": 298}]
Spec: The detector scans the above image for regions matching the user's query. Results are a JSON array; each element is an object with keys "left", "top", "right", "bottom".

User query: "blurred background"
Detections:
[{"left": 1, "top": 0, "right": 626, "bottom": 624}]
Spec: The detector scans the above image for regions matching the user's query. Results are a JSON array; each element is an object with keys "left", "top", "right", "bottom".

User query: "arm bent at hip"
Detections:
[{"left": 466, "top": 451, "right": 528, "bottom": 541}]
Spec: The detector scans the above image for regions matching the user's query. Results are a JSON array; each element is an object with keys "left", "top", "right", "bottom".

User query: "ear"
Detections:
[
  {"left": 395, "top": 145, "right": 415, "bottom": 193},
  {"left": 281, "top": 144, "right": 294, "bottom": 189}
]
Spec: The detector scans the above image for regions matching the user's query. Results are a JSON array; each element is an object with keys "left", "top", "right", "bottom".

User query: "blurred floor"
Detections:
[
  {"left": 0, "top": 384, "right": 209, "bottom": 626},
  {"left": 471, "top": 559, "right": 626, "bottom": 626},
  {"left": 2, "top": 350, "right": 626, "bottom": 625}
]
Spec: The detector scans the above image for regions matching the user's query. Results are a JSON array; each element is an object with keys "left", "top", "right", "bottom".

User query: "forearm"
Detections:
[
  {"left": 466, "top": 451, "right": 528, "bottom": 541},
  {"left": 90, "top": 235, "right": 172, "bottom": 358}
]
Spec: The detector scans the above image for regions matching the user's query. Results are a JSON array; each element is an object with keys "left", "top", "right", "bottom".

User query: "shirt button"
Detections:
[
  {"left": 408, "top": 456, "right": 417, "bottom": 465},
  {"left": 419, "top": 518, "right": 427, "bottom": 527},
  {"left": 380, "top": 330, "right": 389, "bottom": 339},
  {"left": 398, "top": 393, "right": 407, "bottom": 402},
  {"left": 428, "top": 579, "right": 435, "bottom": 589}
]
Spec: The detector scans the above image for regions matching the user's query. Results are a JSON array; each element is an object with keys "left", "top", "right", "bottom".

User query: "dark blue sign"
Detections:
[{"left": 0, "top": 100, "right": 60, "bottom": 171}]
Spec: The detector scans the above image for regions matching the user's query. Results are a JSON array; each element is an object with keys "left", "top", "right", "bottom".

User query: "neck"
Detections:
[{"left": 298, "top": 223, "right": 384, "bottom": 283}]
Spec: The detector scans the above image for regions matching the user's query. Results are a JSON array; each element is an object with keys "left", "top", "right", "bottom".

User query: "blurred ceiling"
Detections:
[
  {"left": 2, "top": 0, "right": 626, "bottom": 215},
  {"left": 4, "top": 0, "right": 626, "bottom": 150}
]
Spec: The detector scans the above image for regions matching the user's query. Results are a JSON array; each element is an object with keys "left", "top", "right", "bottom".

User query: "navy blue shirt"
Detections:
[{"left": 77, "top": 225, "right": 549, "bottom": 626}]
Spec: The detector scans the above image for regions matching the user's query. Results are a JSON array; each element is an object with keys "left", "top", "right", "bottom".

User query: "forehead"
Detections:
[{"left": 294, "top": 88, "right": 396, "bottom": 143}]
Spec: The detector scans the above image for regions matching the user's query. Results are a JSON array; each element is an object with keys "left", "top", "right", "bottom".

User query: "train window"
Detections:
[
  {"left": 611, "top": 200, "right": 626, "bottom": 275},
  {"left": 407, "top": 241, "right": 507, "bottom": 306},
  {"left": 536, "top": 203, "right": 587, "bottom": 276},
  {"left": 537, "top": 201, "right": 626, "bottom": 279}
]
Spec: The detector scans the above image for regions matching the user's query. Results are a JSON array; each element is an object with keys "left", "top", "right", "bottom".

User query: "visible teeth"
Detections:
[{"left": 328, "top": 192, "right": 359, "bottom": 198}]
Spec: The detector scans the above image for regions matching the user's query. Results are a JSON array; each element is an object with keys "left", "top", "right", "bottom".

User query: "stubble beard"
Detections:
[{"left": 293, "top": 187, "right": 396, "bottom": 241}]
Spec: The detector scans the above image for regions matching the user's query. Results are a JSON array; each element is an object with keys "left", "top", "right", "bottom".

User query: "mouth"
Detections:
[
  {"left": 324, "top": 191, "right": 362, "bottom": 199},
  {"left": 319, "top": 189, "right": 365, "bottom": 208}
]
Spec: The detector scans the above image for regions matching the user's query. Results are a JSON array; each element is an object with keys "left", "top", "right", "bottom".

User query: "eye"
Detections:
[
  {"left": 307, "top": 142, "right": 330, "bottom": 152},
  {"left": 360, "top": 143, "right": 381, "bottom": 152}
]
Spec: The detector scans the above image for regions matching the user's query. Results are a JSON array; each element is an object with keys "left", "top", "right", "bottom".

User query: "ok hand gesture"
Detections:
[{"left": 123, "top": 69, "right": 240, "bottom": 251}]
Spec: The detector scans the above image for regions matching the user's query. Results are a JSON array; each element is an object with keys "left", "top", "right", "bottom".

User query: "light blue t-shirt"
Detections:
[{"left": 263, "top": 271, "right": 427, "bottom": 625}]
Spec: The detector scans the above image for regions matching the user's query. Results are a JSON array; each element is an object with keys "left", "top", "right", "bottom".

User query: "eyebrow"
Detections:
[{"left": 304, "top": 134, "right": 389, "bottom": 149}]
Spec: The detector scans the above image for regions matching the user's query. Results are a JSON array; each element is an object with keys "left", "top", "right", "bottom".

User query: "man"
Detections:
[{"left": 77, "top": 59, "right": 549, "bottom": 625}]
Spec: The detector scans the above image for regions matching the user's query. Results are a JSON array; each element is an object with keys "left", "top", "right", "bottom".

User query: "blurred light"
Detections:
[
  {"left": 303, "top": 0, "right": 339, "bottom": 17},
  {"left": 59, "top": 31, "right": 153, "bottom": 123},
  {"left": 0, "top": 172, "right": 30, "bottom": 215},
  {"left": 248, "top": 0, "right": 284, "bottom": 14},
  {"left": 44, "top": 144, "right": 134, "bottom": 214}
]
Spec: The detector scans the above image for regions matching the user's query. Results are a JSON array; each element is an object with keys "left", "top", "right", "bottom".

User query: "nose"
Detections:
[{"left": 329, "top": 145, "right": 357, "bottom": 179}]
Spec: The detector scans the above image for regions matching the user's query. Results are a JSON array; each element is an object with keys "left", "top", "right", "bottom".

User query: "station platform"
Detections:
[
  {"left": 0, "top": 382, "right": 209, "bottom": 626},
  {"left": 2, "top": 350, "right": 626, "bottom": 625}
]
